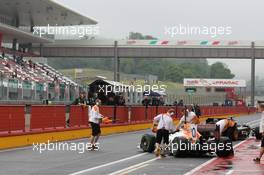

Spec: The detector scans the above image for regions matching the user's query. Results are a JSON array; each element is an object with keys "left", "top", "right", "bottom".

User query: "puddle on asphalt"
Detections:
[
  {"left": 200, "top": 142, "right": 263, "bottom": 174},
  {"left": 202, "top": 159, "right": 233, "bottom": 174},
  {"left": 247, "top": 145, "right": 259, "bottom": 149}
]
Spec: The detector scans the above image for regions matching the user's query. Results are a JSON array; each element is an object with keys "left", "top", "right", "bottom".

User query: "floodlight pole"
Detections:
[
  {"left": 39, "top": 43, "right": 43, "bottom": 57},
  {"left": 114, "top": 41, "right": 120, "bottom": 82},
  {"left": 250, "top": 41, "right": 255, "bottom": 106}
]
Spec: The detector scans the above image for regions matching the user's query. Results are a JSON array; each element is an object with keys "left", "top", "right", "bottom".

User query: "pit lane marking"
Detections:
[
  {"left": 246, "top": 119, "right": 260, "bottom": 126},
  {"left": 108, "top": 162, "right": 152, "bottom": 175},
  {"left": 225, "top": 169, "right": 234, "bottom": 175},
  {"left": 68, "top": 153, "right": 148, "bottom": 175},
  {"left": 184, "top": 139, "right": 248, "bottom": 175}
]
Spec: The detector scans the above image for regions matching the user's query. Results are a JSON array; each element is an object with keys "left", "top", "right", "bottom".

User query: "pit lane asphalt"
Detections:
[{"left": 0, "top": 114, "right": 261, "bottom": 175}]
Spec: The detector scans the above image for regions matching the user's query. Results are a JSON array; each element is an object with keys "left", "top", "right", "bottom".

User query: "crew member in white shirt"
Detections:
[
  {"left": 216, "top": 118, "right": 236, "bottom": 137},
  {"left": 153, "top": 109, "right": 176, "bottom": 157},
  {"left": 176, "top": 107, "right": 199, "bottom": 131},
  {"left": 253, "top": 101, "right": 264, "bottom": 163},
  {"left": 89, "top": 99, "right": 103, "bottom": 150}
]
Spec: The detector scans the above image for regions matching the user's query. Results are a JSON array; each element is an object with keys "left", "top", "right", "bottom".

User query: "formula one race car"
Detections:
[
  {"left": 139, "top": 123, "right": 234, "bottom": 157},
  {"left": 205, "top": 118, "right": 251, "bottom": 141}
]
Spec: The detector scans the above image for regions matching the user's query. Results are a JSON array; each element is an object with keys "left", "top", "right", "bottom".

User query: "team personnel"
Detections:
[
  {"left": 216, "top": 118, "right": 236, "bottom": 137},
  {"left": 68, "top": 91, "right": 89, "bottom": 127},
  {"left": 71, "top": 91, "right": 89, "bottom": 105},
  {"left": 253, "top": 101, "right": 264, "bottom": 163},
  {"left": 192, "top": 104, "right": 202, "bottom": 118},
  {"left": 152, "top": 109, "right": 176, "bottom": 157},
  {"left": 176, "top": 107, "right": 200, "bottom": 130},
  {"left": 89, "top": 99, "right": 103, "bottom": 150}
]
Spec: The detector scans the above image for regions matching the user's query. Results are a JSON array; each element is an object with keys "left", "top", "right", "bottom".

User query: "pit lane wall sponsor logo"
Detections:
[
  {"left": 32, "top": 141, "right": 99, "bottom": 154},
  {"left": 163, "top": 141, "right": 232, "bottom": 154}
]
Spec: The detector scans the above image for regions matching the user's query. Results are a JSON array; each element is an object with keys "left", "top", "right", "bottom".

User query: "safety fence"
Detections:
[{"left": 0, "top": 105, "right": 256, "bottom": 135}]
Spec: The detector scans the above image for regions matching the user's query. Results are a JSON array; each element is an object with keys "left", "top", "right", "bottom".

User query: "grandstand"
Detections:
[
  {"left": 0, "top": 52, "right": 80, "bottom": 103},
  {"left": 0, "top": 0, "right": 97, "bottom": 103}
]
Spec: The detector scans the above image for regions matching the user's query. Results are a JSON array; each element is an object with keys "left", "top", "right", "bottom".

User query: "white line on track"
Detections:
[
  {"left": 108, "top": 158, "right": 158, "bottom": 175},
  {"left": 226, "top": 169, "right": 234, "bottom": 175},
  {"left": 183, "top": 157, "right": 217, "bottom": 175},
  {"left": 68, "top": 153, "right": 148, "bottom": 175},
  {"left": 233, "top": 139, "right": 249, "bottom": 148},
  {"left": 184, "top": 139, "right": 248, "bottom": 175},
  {"left": 246, "top": 119, "right": 260, "bottom": 126},
  {"left": 115, "top": 164, "right": 149, "bottom": 175}
]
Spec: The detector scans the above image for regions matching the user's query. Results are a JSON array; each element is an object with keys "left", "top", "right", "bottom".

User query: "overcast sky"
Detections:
[{"left": 57, "top": 0, "right": 264, "bottom": 80}]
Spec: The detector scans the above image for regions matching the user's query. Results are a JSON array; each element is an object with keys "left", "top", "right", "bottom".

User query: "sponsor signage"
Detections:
[{"left": 184, "top": 79, "right": 246, "bottom": 88}]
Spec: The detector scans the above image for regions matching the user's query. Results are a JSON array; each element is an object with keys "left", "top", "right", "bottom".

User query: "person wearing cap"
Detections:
[
  {"left": 153, "top": 108, "right": 176, "bottom": 157},
  {"left": 89, "top": 99, "right": 103, "bottom": 150},
  {"left": 253, "top": 101, "right": 264, "bottom": 163}
]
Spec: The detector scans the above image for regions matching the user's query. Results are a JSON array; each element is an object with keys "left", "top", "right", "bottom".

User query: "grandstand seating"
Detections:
[
  {"left": 0, "top": 49, "right": 80, "bottom": 103},
  {"left": 0, "top": 55, "right": 76, "bottom": 85}
]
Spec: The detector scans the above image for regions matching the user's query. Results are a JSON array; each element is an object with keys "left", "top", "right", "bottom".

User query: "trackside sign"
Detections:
[{"left": 184, "top": 79, "right": 246, "bottom": 88}]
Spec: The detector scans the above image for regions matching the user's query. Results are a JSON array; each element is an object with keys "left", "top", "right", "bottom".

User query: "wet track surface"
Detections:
[
  {"left": 191, "top": 138, "right": 264, "bottom": 175},
  {"left": 0, "top": 114, "right": 261, "bottom": 175}
]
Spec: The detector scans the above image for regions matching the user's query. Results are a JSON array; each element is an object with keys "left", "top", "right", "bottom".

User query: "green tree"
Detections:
[
  {"left": 48, "top": 57, "right": 235, "bottom": 83},
  {"left": 165, "top": 65, "right": 184, "bottom": 82},
  {"left": 129, "top": 32, "right": 157, "bottom": 40},
  {"left": 210, "top": 62, "right": 235, "bottom": 79}
]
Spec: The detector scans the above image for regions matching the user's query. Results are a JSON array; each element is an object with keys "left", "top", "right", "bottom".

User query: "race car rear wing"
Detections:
[
  {"left": 206, "top": 118, "right": 224, "bottom": 124},
  {"left": 206, "top": 117, "right": 236, "bottom": 124},
  {"left": 197, "top": 124, "right": 220, "bottom": 140}
]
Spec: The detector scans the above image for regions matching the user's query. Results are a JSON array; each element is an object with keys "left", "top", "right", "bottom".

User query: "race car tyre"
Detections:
[
  {"left": 140, "top": 134, "right": 156, "bottom": 153},
  {"left": 216, "top": 137, "right": 234, "bottom": 157},
  {"left": 171, "top": 137, "right": 186, "bottom": 157}
]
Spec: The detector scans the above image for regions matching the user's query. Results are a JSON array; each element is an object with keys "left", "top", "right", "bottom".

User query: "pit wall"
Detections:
[{"left": 0, "top": 105, "right": 255, "bottom": 149}]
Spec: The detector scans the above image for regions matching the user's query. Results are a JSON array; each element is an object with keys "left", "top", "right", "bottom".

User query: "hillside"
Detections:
[
  {"left": 59, "top": 68, "right": 185, "bottom": 94},
  {"left": 49, "top": 58, "right": 235, "bottom": 83}
]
